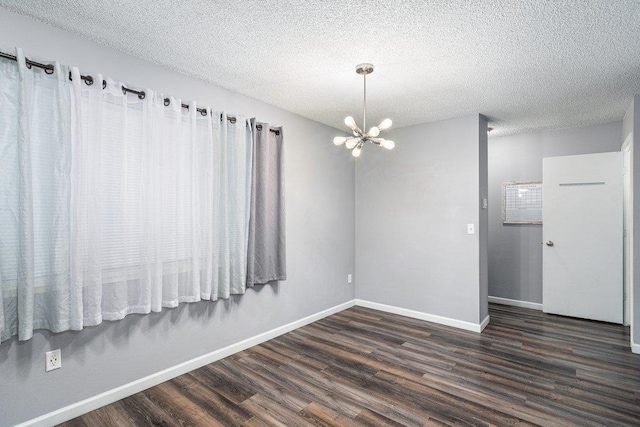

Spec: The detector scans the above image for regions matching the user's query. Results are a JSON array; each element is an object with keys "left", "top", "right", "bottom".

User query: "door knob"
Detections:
[{"left": 545, "top": 241, "right": 554, "bottom": 247}]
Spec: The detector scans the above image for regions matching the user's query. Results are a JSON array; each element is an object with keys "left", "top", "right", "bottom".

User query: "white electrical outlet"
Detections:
[
  {"left": 467, "top": 224, "right": 475, "bottom": 235},
  {"left": 347, "top": 274, "right": 352, "bottom": 284},
  {"left": 45, "top": 349, "right": 61, "bottom": 372}
]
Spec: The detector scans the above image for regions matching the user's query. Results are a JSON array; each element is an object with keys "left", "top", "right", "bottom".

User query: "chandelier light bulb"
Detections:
[
  {"left": 378, "top": 118, "right": 393, "bottom": 131},
  {"left": 345, "top": 137, "right": 359, "bottom": 149},
  {"left": 368, "top": 126, "right": 380, "bottom": 137},
  {"left": 352, "top": 146, "right": 362, "bottom": 157},
  {"left": 333, "top": 136, "right": 348, "bottom": 145},
  {"left": 344, "top": 116, "right": 357, "bottom": 130},
  {"left": 382, "top": 140, "right": 395, "bottom": 150}
]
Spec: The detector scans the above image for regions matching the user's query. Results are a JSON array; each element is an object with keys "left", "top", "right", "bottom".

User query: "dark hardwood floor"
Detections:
[{"left": 60, "top": 304, "right": 640, "bottom": 427}]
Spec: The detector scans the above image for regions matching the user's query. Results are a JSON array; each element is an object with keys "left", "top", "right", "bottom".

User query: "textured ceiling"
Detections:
[{"left": 1, "top": 1, "right": 640, "bottom": 136}]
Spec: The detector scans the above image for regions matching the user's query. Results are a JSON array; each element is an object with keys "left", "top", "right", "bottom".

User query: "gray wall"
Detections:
[
  {"left": 0, "top": 9, "right": 355, "bottom": 426},
  {"left": 488, "top": 122, "right": 623, "bottom": 304},
  {"left": 623, "top": 96, "right": 639, "bottom": 346},
  {"left": 355, "top": 115, "right": 487, "bottom": 325}
]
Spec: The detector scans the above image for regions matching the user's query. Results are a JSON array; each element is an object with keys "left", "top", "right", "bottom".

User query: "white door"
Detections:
[{"left": 543, "top": 152, "right": 623, "bottom": 324}]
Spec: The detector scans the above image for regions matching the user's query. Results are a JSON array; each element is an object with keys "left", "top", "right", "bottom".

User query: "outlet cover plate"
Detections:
[
  {"left": 45, "top": 349, "right": 61, "bottom": 372},
  {"left": 348, "top": 274, "right": 352, "bottom": 284}
]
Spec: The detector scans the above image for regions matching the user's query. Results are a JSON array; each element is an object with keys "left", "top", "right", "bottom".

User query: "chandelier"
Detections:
[{"left": 333, "top": 63, "right": 395, "bottom": 157}]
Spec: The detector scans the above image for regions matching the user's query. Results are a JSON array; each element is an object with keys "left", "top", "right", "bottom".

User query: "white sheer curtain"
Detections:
[
  {"left": 0, "top": 50, "right": 74, "bottom": 341},
  {"left": 0, "top": 49, "right": 253, "bottom": 342}
]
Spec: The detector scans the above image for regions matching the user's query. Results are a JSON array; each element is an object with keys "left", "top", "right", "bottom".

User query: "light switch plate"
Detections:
[
  {"left": 347, "top": 274, "right": 352, "bottom": 284},
  {"left": 467, "top": 224, "right": 475, "bottom": 234}
]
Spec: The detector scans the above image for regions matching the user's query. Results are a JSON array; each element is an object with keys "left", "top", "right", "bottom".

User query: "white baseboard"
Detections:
[
  {"left": 480, "top": 314, "right": 491, "bottom": 332},
  {"left": 18, "top": 300, "right": 355, "bottom": 427},
  {"left": 632, "top": 340, "right": 640, "bottom": 354},
  {"left": 355, "top": 299, "right": 487, "bottom": 333},
  {"left": 488, "top": 296, "right": 543, "bottom": 311}
]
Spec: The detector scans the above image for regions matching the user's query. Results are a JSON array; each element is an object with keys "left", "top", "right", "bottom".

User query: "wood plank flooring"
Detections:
[{"left": 60, "top": 304, "right": 640, "bottom": 426}]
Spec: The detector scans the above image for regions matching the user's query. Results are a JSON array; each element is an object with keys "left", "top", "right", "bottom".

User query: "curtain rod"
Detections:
[
  {"left": 1, "top": 50, "right": 280, "bottom": 135},
  {"left": 1, "top": 50, "right": 55, "bottom": 73}
]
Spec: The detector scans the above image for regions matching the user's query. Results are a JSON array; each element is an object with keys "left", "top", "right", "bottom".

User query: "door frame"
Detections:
[{"left": 622, "top": 134, "right": 633, "bottom": 327}]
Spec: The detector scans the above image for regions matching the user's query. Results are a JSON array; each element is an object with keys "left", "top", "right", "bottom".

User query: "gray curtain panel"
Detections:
[{"left": 246, "top": 119, "right": 286, "bottom": 286}]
